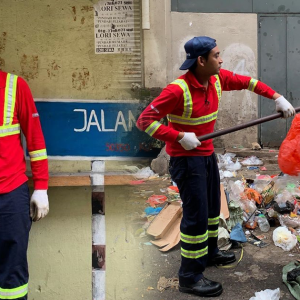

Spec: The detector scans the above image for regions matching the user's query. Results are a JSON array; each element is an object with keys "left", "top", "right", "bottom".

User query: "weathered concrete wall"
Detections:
[
  {"left": 144, "top": 3, "right": 259, "bottom": 147},
  {"left": 105, "top": 185, "right": 145, "bottom": 300},
  {"left": 28, "top": 186, "right": 92, "bottom": 300},
  {"left": 0, "top": 0, "right": 136, "bottom": 100},
  {"left": 143, "top": 0, "right": 171, "bottom": 88}
]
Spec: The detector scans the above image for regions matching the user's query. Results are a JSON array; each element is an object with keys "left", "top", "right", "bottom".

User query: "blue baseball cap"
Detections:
[{"left": 179, "top": 36, "right": 217, "bottom": 70}]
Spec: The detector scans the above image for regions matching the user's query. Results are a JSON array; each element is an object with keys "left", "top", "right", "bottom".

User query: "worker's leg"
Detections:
[
  {"left": 206, "top": 153, "right": 236, "bottom": 265},
  {"left": 0, "top": 183, "right": 31, "bottom": 300},
  {"left": 206, "top": 153, "right": 221, "bottom": 257},
  {"left": 169, "top": 156, "right": 209, "bottom": 285}
]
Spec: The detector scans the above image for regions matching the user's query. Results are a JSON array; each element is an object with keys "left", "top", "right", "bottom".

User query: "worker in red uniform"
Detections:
[
  {"left": 0, "top": 71, "right": 49, "bottom": 300},
  {"left": 137, "top": 36, "right": 295, "bottom": 297}
]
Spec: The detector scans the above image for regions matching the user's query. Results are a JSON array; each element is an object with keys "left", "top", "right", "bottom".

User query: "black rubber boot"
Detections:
[
  {"left": 208, "top": 250, "right": 236, "bottom": 266},
  {"left": 179, "top": 277, "right": 223, "bottom": 297}
]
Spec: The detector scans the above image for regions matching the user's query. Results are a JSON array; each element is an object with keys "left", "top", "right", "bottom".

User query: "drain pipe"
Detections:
[{"left": 142, "top": 0, "right": 150, "bottom": 29}]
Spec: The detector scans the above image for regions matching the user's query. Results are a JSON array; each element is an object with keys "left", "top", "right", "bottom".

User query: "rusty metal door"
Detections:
[{"left": 259, "top": 15, "right": 300, "bottom": 147}]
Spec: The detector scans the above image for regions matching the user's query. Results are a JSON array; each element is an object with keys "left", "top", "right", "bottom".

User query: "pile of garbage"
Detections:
[
  {"left": 226, "top": 172, "right": 300, "bottom": 251},
  {"left": 217, "top": 152, "right": 264, "bottom": 179}
]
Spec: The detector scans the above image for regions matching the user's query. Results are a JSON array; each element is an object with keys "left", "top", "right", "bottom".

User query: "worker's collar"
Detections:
[{"left": 186, "top": 71, "right": 214, "bottom": 88}]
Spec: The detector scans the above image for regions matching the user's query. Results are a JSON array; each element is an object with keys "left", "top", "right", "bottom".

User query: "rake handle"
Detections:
[{"left": 197, "top": 107, "right": 300, "bottom": 142}]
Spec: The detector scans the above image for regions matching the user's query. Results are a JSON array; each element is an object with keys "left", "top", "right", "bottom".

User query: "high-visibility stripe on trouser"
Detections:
[
  {"left": 0, "top": 183, "right": 31, "bottom": 300},
  {"left": 169, "top": 155, "right": 221, "bottom": 286},
  {"left": 0, "top": 284, "right": 28, "bottom": 299},
  {"left": 181, "top": 246, "right": 208, "bottom": 259},
  {"left": 180, "top": 231, "right": 208, "bottom": 244},
  {"left": 208, "top": 216, "right": 219, "bottom": 226},
  {"left": 208, "top": 215, "right": 220, "bottom": 255}
]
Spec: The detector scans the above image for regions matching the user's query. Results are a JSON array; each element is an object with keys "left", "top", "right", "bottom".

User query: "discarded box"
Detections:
[
  {"left": 220, "top": 183, "right": 230, "bottom": 219},
  {"left": 147, "top": 202, "right": 182, "bottom": 239},
  {"left": 148, "top": 185, "right": 228, "bottom": 252},
  {"left": 151, "top": 213, "right": 181, "bottom": 252}
]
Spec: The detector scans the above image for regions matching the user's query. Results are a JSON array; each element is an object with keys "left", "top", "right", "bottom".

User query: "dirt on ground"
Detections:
[{"left": 118, "top": 152, "right": 299, "bottom": 300}]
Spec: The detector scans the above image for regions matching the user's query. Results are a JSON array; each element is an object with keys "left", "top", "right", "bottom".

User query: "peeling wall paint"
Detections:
[{"left": 0, "top": 0, "right": 141, "bottom": 100}]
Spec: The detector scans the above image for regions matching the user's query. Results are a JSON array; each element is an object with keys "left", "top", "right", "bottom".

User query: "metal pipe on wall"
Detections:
[{"left": 142, "top": 0, "right": 150, "bottom": 29}]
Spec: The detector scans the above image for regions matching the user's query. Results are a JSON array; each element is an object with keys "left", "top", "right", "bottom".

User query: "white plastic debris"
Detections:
[
  {"left": 217, "top": 153, "right": 241, "bottom": 171},
  {"left": 134, "top": 167, "right": 155, "bottom": 179},
  {"left": 273, "top": 226, "right": 297, "bottom": 251},
  {"left": 249, "top": 288, "right": 280, "bottom": 300},
  {"left": 219, "top": 170, "right": 224, "bottom": 180},
  {"left": 223, "top": 171, "right": 236, "bottom": 178},
  {"left": 241, "top": 156, "right": 263, "bottom": 166},
  {"left": 226, "top": 158, "right": 242, "bottom": 171}
]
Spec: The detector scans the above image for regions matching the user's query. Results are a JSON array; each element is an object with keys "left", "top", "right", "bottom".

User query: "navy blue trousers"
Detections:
[
  {"left": 169, "top": 154, "right": 220, "bottom": 285},
  {"left": 0, "top": 183, "right": 31, "bottom": 300}
]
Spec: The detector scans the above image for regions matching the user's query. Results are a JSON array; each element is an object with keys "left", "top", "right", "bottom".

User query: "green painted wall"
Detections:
[{"left": 28, "top": 186, "right": 92, "bottom": 300}]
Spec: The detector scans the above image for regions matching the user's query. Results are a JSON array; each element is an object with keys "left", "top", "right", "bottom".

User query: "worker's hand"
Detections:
[
  {"left": 30, "top": 190, "right": 49, "bottom": 222},
  {"left": 275, "top": 96, "right": 296, "bottom": 118},
  {"left": 178, "top": 132, "right": 201, "bottom": 150}
]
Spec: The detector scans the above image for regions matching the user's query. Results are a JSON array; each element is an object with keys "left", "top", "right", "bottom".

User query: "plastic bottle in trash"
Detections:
[{"left": 257, "top": 214, "right": 270, "bottom": 232}]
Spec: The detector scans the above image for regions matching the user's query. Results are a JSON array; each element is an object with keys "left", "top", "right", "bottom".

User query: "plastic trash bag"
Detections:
[
  {"left": 226, "top": 159, "right": 242, "bottom": 171},
  {"left": 223, "top": 170, "right": 236, "bottom": 178},
  {"left": 278, "top": 214, "right": 300, "bottom": 229},
  {"left": 278, "top": 114, "right": 300, "bottom": 176},
  {"left": 283, "top": 261, "right": 300, "bottom": 300},
  {"left": 230, "top": 223, "right": 247, "bottom": 243},
  {"left": 219, "top": 170, "right": 224, "bottom": 180},
  {"left": 135, "top": 167, "right": 155, "bottom": 179},
  {"left": 249, "top": 288, "right": 280, "bottom": 300},
  {"left": 241, "top": 156, "right": 263, "bottom": 166},
  {"left": 273, "top": 226, "right": 297, "bottom": 251},
  {"left": 217, "top": 153, "right": 242, "bottom": 171},
  {"left": 217, "top": 153, "right": 236, "bottom": 167}
]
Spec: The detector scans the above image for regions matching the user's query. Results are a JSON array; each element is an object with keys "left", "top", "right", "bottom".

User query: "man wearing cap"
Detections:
[{"left": 136, "top": 36, "right": 295, "bottom": 297}]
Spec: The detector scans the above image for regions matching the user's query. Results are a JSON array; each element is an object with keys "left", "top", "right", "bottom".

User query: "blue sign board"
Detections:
[{"left": 35, "top": 100, "right": 160, "bottom": 157}]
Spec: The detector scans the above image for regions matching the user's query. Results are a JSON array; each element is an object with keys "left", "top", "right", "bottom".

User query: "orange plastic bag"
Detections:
[
  {"left": 278, "top": 114, "right": 300, "bottom": 176},
  {"left": 243, "top": 188, "right": 262, "bottom": 205},
  {"left": 146, "top": 195, "right": 167, "bottom": 207}
]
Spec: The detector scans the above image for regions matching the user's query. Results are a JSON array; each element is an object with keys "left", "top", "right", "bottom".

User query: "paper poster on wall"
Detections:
[{"left": 94, "top": 0, "right": 135, "bottom": 54}]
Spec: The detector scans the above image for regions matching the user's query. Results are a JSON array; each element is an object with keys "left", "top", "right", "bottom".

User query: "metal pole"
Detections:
[{"left": 197, "top": 107, "right": 300, "bottom": 142}]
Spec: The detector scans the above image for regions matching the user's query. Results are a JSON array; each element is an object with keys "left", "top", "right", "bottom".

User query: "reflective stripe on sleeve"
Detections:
[
  {"left": 248, "top": 78, "right": 258, "bottom": 92},
  {"left": 145, "top": 121, "right": 161, "bottom": 136},
  {"left": 29, "top": 149, "right": 48, "bottom": 162},
  {"left": 0, "top": 283, "right": 28, "bottom": 299}
]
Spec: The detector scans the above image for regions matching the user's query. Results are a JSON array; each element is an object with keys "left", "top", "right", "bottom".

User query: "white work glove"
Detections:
[
  {"left": 275, "top": 96, "right": 296, "bottom": 118},
  {"left": 30, "top": 190, "right": 49, "bottom": 222},
  {"left": 178, "top": 132, "right": 201, "bottom": 150}
]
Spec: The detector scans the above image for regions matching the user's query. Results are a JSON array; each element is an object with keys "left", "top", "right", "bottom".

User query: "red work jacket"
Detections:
[
  {"left": 0, "top": 71, "right": 48, "bottom": 193},
  {"left": 137, "top": 69, "right": 275, "bottom": 157}
]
